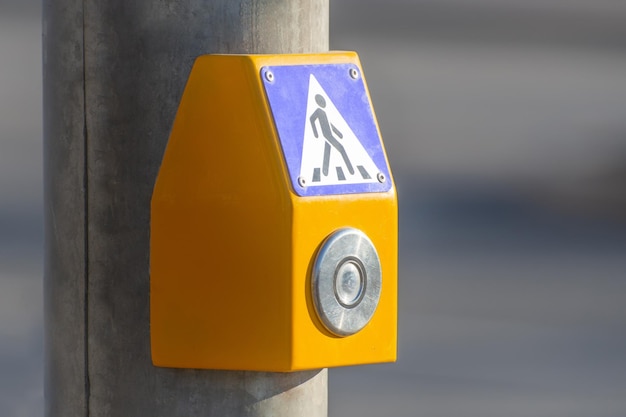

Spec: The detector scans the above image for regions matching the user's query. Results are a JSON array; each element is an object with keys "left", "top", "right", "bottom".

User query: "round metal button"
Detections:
[
  {"left": 335, "top": 260, "right": 364, "bottom": 307},
  {"left": 312, "top": 228, "right": 382, "bottom": 337}
]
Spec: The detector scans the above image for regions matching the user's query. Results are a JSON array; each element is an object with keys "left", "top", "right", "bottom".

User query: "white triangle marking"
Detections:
[{"left": 299, "top": 74, "right": 380, "bottom": 187}]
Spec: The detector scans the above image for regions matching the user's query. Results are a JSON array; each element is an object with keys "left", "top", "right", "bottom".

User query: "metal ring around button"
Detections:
[{"left": 312, "top": 228, "right": 382, "bottom": 337}]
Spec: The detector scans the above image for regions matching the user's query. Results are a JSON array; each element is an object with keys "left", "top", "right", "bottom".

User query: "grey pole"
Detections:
[{"left": 43, "top": 1, "right": 329, "bottom": 416}]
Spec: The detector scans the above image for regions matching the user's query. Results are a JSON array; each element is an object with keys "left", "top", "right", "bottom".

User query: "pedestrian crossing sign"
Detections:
[{"left": 262, "top": 63, "right": 392, "bottom": 197}]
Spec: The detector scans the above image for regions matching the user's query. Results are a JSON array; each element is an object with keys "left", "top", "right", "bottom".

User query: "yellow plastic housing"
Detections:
[{"left": 150, "top": 52, "right": 397, "bottom": 371}]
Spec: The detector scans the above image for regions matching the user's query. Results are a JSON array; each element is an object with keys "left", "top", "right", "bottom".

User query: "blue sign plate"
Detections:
[{"left": 261, "top": 63, "right": 392, "bottom": 197}]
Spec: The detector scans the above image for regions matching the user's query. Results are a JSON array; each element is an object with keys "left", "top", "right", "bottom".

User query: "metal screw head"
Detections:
[
  {"left": 377, "top": 172, "right": 386, "bottom": 183},
  {"left": 265, "top": 70, "right": 274, "bottom": 83},
  {"left": 297, "top": 176, "right": 306, "bottom": 188},
  {"left": 349, "top": 68, "right": 359, "bottom": 80}
]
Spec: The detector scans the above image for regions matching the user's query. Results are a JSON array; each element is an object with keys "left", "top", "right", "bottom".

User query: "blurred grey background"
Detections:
[{"left": 2, "top": 0, "right": 626, "bottom": 416}]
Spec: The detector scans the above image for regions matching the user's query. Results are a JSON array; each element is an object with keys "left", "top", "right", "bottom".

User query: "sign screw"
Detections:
[
  {"left": 349, "top": 68, "right": 359, "bottom": 80},
  {"left": 377, "top": 172, "right": 385, "bottom": 183},
  {"left": 265, "top": 70, "right": 274, "bottom": 83},
  {"left": 297, "top": 176, "right": 306, "bottom": 188}
]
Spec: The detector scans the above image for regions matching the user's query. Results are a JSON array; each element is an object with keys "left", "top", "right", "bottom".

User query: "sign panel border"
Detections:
[{"left": 261, "top": 63, "right": 392, "bottom": 197}]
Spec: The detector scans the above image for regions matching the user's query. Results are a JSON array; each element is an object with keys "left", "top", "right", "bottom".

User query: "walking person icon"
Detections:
[
  {"left": 309, "top": 94, "right": 355, "bottom": 177},
  {"left": 296, "top": 73, "right": 383, "bottom": 190}
]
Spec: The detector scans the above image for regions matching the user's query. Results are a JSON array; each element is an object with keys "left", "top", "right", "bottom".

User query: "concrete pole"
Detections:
[{"left": 43, "top": 1, "right": 329, "bottom": 416}]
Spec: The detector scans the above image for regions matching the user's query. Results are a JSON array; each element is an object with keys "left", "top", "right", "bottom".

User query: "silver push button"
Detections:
[{"left": 312, "top": 228, "right": 382, "bottom": 336}]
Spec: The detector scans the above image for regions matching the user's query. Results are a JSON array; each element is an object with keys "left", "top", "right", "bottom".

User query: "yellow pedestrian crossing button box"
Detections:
[{"left": 150, "top": 52, "right": 397, "bottom": 371}]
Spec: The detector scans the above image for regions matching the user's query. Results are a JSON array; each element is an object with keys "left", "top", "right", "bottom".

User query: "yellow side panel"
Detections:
[{"left": 151, "top": 55, "right": 293, "bottom": 370}]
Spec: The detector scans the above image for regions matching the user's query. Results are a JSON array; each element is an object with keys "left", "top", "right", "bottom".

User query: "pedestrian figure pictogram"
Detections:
[
  {"left": 299, "top": 74, "right": 381, "bottom": 187},
  {"left": 310, "top": 94, "right": 355, "bottom": 177}
]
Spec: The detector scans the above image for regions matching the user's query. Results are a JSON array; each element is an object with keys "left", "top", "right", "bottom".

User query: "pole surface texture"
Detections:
[{"left": 43, "top": 1, "right": 329, "bottom": 416}]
